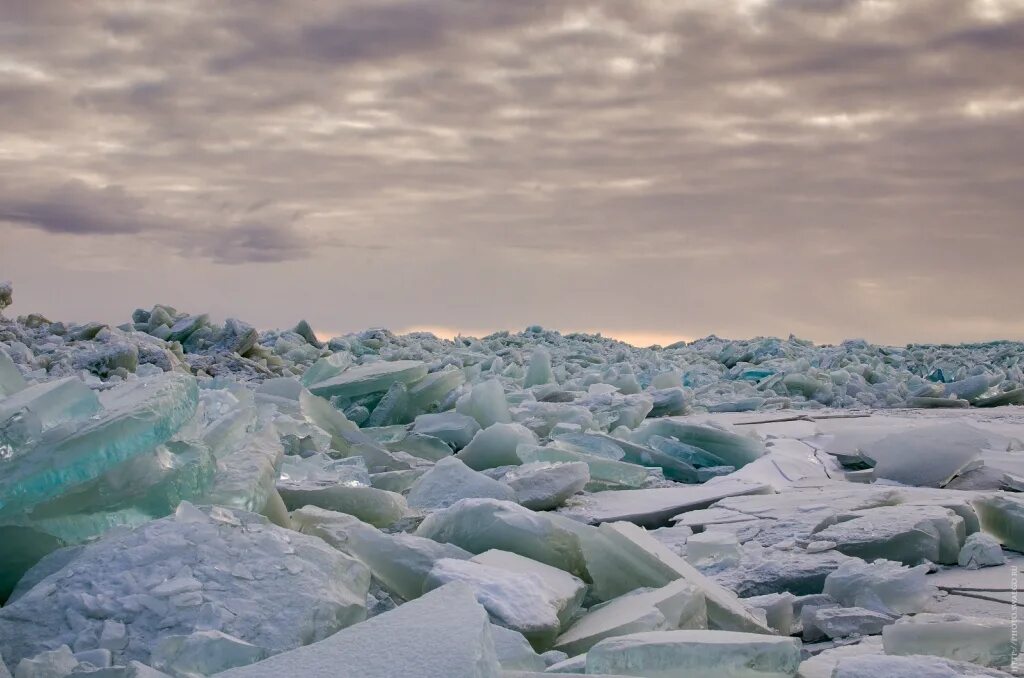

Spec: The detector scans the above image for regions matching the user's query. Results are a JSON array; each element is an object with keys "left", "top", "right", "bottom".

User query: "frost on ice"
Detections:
[{"left": 2, "top": 282, "right": 1024, "bottom": 676}]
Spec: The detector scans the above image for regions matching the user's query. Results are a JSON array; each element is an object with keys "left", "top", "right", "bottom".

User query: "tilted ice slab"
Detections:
[
  {"left": 0, "top": 503, "right": 370, "bottom": 667},
  {"left": 586, "top": 630, "right": 801, "bottom": 678},
  {"left": 414, "top": 499, "right": 590, "bottom": 579},
  {"left": 306, "top": 360, "right": 428, "bottom": 400},
  {"left": 516, "top": 444, "right": 650, "bottom": 490},
  {"left": 212, "top": 583, "right": 501, "bottom": 678},
  {"left": 973, "top": 492, "right": 1024, "bottom": 552},
  {"left": 457, "top": 423, "right": 538, "bottom": 470},
  {"left": 0, "top": 371, "right": 198, "bottom": 517},
  {"left": 629, "top": 420, "right": 767, "bottom": 469},
  {"left": 0, "top": 377, "right": 100, "bottom": 447},
  {"left": 553, "top": 580, "right": 707, "bottom": 656},
  {"left": 576, "top": 521, "right": 774, "bottom": 634},
  {"left": 406, "top": 456, "right": 517, "bottom": 510},
  {"left": 501, "top": 461, "right": 589, "bottom": 511},
  {"left": 291, "top": 506, "right": 471, "bottom": 602},
  {"left": 559, "top": 479, "right": 770, "bottom": 528}
]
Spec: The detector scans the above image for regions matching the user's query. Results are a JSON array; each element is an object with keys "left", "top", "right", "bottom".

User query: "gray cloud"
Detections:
[{"left": 0, "top": 0, "right": 1022, "bottom": 342}]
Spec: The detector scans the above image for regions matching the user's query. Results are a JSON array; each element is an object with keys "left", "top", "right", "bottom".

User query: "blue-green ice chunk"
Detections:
[{"left": 0, "top": 372, "right": 198, "bottom": 517}]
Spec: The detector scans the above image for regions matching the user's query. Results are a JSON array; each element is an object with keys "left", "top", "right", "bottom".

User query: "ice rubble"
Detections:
[{"left": 2, "top": 283, "right": 1024, "bottom": 676}]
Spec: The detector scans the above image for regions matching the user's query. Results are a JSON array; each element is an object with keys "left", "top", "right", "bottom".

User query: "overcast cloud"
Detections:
[{"left": 1, "top": 0, "right": 1022, "bottom": 344}]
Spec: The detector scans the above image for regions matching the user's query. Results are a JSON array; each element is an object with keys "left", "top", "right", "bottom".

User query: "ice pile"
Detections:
[{"left": 2, "top": 281, "right": 1024, "bottom": 677}]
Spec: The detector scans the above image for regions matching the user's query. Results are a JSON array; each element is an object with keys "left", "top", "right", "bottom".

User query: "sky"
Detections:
[{"left": 1, "top": 0, "right": 1023, "bottom": 347}]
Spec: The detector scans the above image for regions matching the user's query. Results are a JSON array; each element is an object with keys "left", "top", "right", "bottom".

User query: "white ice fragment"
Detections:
[
  {"left": 805, "top": 606, "right": 893, "bottom": 640},
  {"left": 425, "top": 559, "right": 565, "bottom": 648},
  {"left": 13, "top": 646, "right": 78, "bottom": 678},
  {"left": 524, "top": 348, "right": 554, "bottom": 388},
  {"left": 973, "top": 493, "right": 1024, "bottom": 552},
  {"left": 469, "top": 550, "right": 587, "bottom": 626},
  {"left": 822, "top": 559, "right": 936, "bottom": 616},
  {"left": 489, "top": 625, "right": 545, "bottom": 671},
  {"left": 586, "top": 630, "right": 801, "bottom": 678},
  {"left": 958, "top": 532, "right": 1006, "bottom": 569},
  {"left": 858, "top": 423, "right": 987, "bottom": 488},
  {"left": 812, "top": 505, "right": 965, "bottom": 565},
  {"left": 211, "top": 583, "right": 501, "bottom": 678}
]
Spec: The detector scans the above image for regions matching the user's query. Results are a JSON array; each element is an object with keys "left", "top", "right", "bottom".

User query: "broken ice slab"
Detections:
[
  {"left": 212, "top": 582, "right": 501, "bottom": 678},
  {"left": 822, "top": 559, "right": 936, "bottom": 616},
  {"left": 455, "top": 379, "right": 512, "bottom": 428},
  {"left": 151, "top": 630, "right": 268, "bottom": 677},
  {"left": 553, "top": 581, "right": 707, "bottom": 656},
  {"left": 630, "top": 420, "right": 767, "bottom": 469},
  {"left": 857, "top": 422, "right": 987, "bottom": 487},
  {"left": 407, "top": 366, "right": 465, "bottom": 412},
  {"left": 558, "top": 479, "right": 770, "bottom": 528},
  {"left": 291, "top": 506, "right": 471, "bottom": 601},
  {"left": 0, "top": 348, "right": 27, "bottom": 397},
  {"left": 577, "top": 521, "right": 774, "bottom": 633},
  {"left": 384, "top": 431, "right": 454, "bottom": 462},
  {"left": 299, "top": 352, "right": 352, "bottom": 388},
  {"left": 370, "top": 468, "right": 426, "bottom": 493},
  {"left": 574, "top": 433, "right": 700, "bottom": 483},
  {"left": 469, "top": 550, "right": 587, "bottom": 627},
  {"left": 306, "top": 360, "right": 428, "bottom": 399},
  {"left": 586, "top": 630, "right": 801, "bottom": 678},
  {"left": 0, "top": 504, "right": 370, "bottom": 668},
  {"left": 298, "top": 389, "right": 415, "bottom": 471},
  {"left": 406, "top": 456, "right": 517, "bottom": 510},
  {"left": 0, "top": 377, "right": 100, "bottom": 439},
  {"left": 202, "top": 424, "right": 284, "bottom": 517},
  {"left": 490, "top": 625, "right": 546, "bottom": 671},
  {"left": 685, "top": 531, "right": 742, "bottom": 567},
  {"left": 551, "top": 433, "right": 628, "bottom": 460},
  {"left": 882, "top": 613, "right": 1020, "bottom": 668},
  {"left": 17, "top": 439, "right": 217, "bottom": 543},
  {"left": 0, "top": 371, "right": 198, "bottom": 517},
  {"left": 741, "top": 593, "right": 795, "bottom": 636},
  {"left": 501, "top": 462, "right": 589, "bottom": 511},
  {"left": 523, "top": 347, "right": 554, "bottom": 388},
  {"left": 457, "top": 423, "right": 539, "bottom": 470},
  {"left": 830, "top": 653, "right": 1010, "bottom": 678},
  {"left": 414, "top": 499, "right": 590, "bottom": 579},
  {"left": 424, "top": 558, "right": 569, "bottom": 649},
  {"left": 802, "top": 606, "right": 893, "bottom": 640},
  {"left": 973, "top": 493, "right": 1024, "bottom": 552},
  {"left": 959, "top": 532, "right": 1006, "bottom": 568},
  {"left": 516, "top": 444, "right": 650, "bottom": 490},
  {"left": 279, "top": 482, "right": 408, "bottom": 528},
  {"left": 811, "top": 505, "right": 965, "bottom": 565},
  {"left": 412, "top": 412, "right": 481, "bottom": 450}
]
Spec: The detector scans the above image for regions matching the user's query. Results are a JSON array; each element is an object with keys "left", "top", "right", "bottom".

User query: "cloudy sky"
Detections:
[{"left": 1, "top": 0, "right": 1022, "bottom": 346}]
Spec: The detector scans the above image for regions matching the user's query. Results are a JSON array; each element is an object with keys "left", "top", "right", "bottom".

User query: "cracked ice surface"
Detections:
[{"left": 1, "top": 283, "right": 1024, "bottom": 676}]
